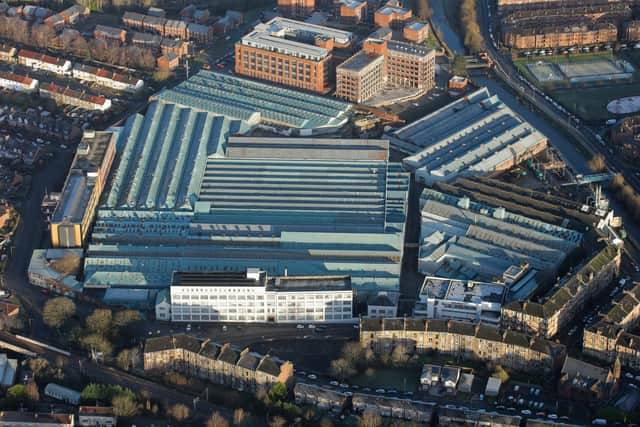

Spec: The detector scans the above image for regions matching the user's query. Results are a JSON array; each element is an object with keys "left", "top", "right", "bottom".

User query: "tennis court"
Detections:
[
  {"left": 559, "top": 58, "right": 634, "bottom": 83},
  {"left": 527, "top": 62, "right": 564, "bottom": 82}
]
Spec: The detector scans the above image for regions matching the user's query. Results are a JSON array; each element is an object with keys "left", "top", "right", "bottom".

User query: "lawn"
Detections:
[
  {"left": 350, "top": 367, "right": 421, "bottom": 392},
  {"left": 550, "top": 82, "right": 640, "bottom": 122}
]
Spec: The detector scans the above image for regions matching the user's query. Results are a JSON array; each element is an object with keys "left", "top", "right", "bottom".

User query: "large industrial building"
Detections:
[
  {"left": 50, "top": 131, "right": 116, "bottom": 248},
  {"left": 418, "top": 187, "right": 583, "bottom": 286},
  {"left": 169, "top": 269, "right": 354, "bottom": 323},
  {"left": 235, "top": 17, "right": 355, "bottom": 94},
  {"left": 150, "top": 70, "right": 351, "bottom": 134},
  {"left": 389, "top": 88, "right": 548, "bottom": 184},
  {"left": 82, "top": 94, "right": 409, "bottom": 303}
]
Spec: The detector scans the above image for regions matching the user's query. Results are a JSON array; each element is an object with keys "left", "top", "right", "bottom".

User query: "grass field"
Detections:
[{"left": 550, "top": 83, "right": 640, "bottom": 122}]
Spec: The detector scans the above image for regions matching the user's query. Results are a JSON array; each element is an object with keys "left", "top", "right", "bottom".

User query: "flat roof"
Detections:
[
  {"left": 267, "top": 275, "right": 352, "bottom": 292},
  {"left": 420, "top": 276, "right": 507, "bottom": 304},
  {"left": 338, "top": 51, "right": 384, "bottom": 73},
  {"left": 226, "top": 137, "right": 389, "bottom": 161}
]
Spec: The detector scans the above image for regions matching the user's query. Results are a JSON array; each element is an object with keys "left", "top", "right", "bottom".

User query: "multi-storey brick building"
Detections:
[
  {"left": 374, "top": 0, "right": 412, "bottom": 29},
  {"left": 502, "top": 22, "right": 617, "bottom": 49},
  {"left": 501, "top": 245, "right": 620, "bottom": 339},
  {"left": 335, "top": 51, "right": 385, "bottom": 103},
  {"left": 278, "top": 0, "right": 315, "bottom": 18},
  {"left": 235, "top": 17, "right": 354, "bottom": 93},
  {"left": 360, "top": 317, "right": 566, "bottom": 374},
  {"left": 143, "top": 334, "right": 293, "bottom": 394},
  {"left": 403, "top": 20, "right": 429, "bottom": 43},
  {"left": 363, "top": 38, "right": 435, "bottom": 90},
  {"left": 94, "top": 25, "right": 127, "bottom": 44},
  {"left": 583, "top": 281, "right": 640, "bottom": 370},
  {"left": 338, "top": 0, "right": 368, "bottom": 25}
]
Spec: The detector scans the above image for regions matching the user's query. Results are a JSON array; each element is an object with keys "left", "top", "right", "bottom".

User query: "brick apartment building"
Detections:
[
  {"left": 278, "top": 0, "right": 315, "bottom": 18},
  {"left": 336, "top": 37, "right": 435, "bottom": 103},
  {"left": 338, "top": 0, "right": 368, "bottom": 25},
  {"left": 144, "top": 335, "right": 293, "bottom": 394},
  {"left": 374, "top": 0, "right": 412, "bottom": 29},
  {"left": 403, "top": 20, "right": 429, "bottom": 43},
  {"left": 94, "top": 25, "right": 127, "bottom": 43},
  {"left": 335, "top": 51, "right": 385, "bottom": 103},
  {"left": 360, "top": 317, "right": 567, "bottom": 374},
  {"left": 502, "top": 22, "right": 617, "bottom": 49},
  {"left": 235, "top": 17, "right": 354, "bottom": 93},
  {"left": 501, "top": 245, "right": 620, "bottom": 339}
]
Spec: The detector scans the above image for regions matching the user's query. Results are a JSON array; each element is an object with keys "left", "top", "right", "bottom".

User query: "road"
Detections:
[
  {"left": 475, "top": 0, "right": 640, "bottom": 258},
  {"left": 0, "top": 331, "right": 234, "bottom": 420}
]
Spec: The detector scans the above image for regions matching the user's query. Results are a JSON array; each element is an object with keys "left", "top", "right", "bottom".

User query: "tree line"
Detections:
[
  {"left": 459, "top": 0, "right": 483, "bottom": 53},
  {"left": 0, "top": 16, "right": 156, "bottom": 70}
]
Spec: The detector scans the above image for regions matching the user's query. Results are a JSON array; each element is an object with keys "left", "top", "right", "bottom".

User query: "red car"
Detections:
[{"left": 40, "top": 289, "right": 49, "bottom": 296}]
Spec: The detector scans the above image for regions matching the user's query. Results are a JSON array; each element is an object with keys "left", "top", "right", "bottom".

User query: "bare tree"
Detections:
[
  {"left": 359, "top": 409, "right": 382, "bottom": 427},
  {"left": 207, "top": 411, "right": 230, "bottom": 427},
  {"left": 588, "top": 154, "right": 606, "bottom": 173},
  {"left": 166, "top": 403, "right": 190, "bottom": 422},
  {"left": 25, "top": 381, "right": 39, "bottom": 403},
  {"left": 330, "top": 358, "right": 356, "bottom": 381},
  {"left": 269, "top": 416, "right": 287, "bottom": 427}
]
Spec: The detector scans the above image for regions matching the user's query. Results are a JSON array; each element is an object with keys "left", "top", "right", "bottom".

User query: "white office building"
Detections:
[
  {"left": 414, "top": 276, "right": 506, "bottom": 326},
  {"left": 170, "top": 269, "right": 354, "bottom": 323}
]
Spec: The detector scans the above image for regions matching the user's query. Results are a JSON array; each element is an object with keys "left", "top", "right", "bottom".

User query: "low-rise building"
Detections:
[
  {"left": 0, "top": 71, "right": 38, "bottom": 92},
  {"left": 0, "top": 44, "right": 16, "bottom": 62},
  {"left": 27, "top": 248, "right": 83, "bottom": 294},
  {"left": 485, "top": 377, "right": 501, "bottom": 396},
  {"left": 414, "top": 276, "right": 507, "bottom": 326},
  {"left": 338, "top": 0, "right": 367, "bottom": 25},
  {"left": 170, "top": 269, "right": 354, "bottom": 323},
  {"left": 17, "top": 50, "right": 71, "bottom": 75},
  {"left": 50, "top": 131, "right": 117, "bottom": 248},
  {"left": 157, "top": 53, "right": 179, "bottom": 70},
  {"left": 448, "top": 75, "right": 468, "bottom": 94},
  {"left": 502, "top": 245, "right": 621, "bottom": 339},
  {"left": 39, "top": 83, "right": 112, "bottom": 111},
  {"left": 155, "top": 289, "right": 170, "bottom": 321},
  {"left": 624, "top": 20, "right": 640, "bottom": 41},
  {"left": 374, "top": 0, "right": 412, "bottom": 29},
  {"left": 351, "top": 393, "right": 434, "bottom": 423},
  {"left": 213, "top": 10, "right": 242, "bottom": 34},
  {"left": 164, "top": 19, "right": 187, "bottom": 38},
  {"left": 558, "top": 357, "right": 620, "bottom": 402},
  {"left": 160, "top": 38, "right": 188, "bottom": 57},
  {"left": 72, "top": 64, "right": 143, "bottom": 93},
  {"left": 122, "top": 11, "right": 146, "bottom": 30},
  {"left": 143, "top": 334, "right": 293, "bottom": 394},
  {"left": 131, "top": 32, "right": 162, "bottom": 51},
  {"left": 360, "top": 317, "right": 566, "bottom": 373},
  {"left": 94, "top": 25, "right": 127, "bottom": 43},
  {"left": 147, "top": 6, "right": 165, "bottom": 18},
  {"left": 0, "top": 412, "right": 74, "bottom": 427},
  {"left": 0, "top": 353, "right": 17, "bottom": 387},
  {"left": 142, "top": 15, "right": 167, "bottom": 33},
  {"left": 78, "top": 406, "right": 116, "bottom": 427},
  {"left": 403, "top": 20, "right": 429, "bottom": 43},
  {"left": 187, "top": 23, "right": 213, "bottom": 43},
  {"left": 44, "top": 383, "right": 80, "bottom": 405},
  {"left": 367, "top": 293, "right": 398, "bottom": 318},
  {"left": 294, "top": 383, "right": 349, "bottom": 411}
]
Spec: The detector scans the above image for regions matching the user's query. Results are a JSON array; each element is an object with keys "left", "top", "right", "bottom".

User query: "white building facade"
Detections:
[
  {"left": 413, "top": 276, "right": 506, "bottom": 326},
  {"left": 169, "top": 270, "right": 354, "bottom": 323}
]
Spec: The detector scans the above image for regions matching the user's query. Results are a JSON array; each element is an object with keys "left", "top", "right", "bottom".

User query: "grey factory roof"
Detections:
[
  {"left": 226, "top": 136, "right": 388, "bottom": 161},
  {"left": 267, "top": 275, "right": 352, "bottom": 292},
  {"left": 337, "top": 51, "right": 384, "bottom": 73},
  {"left": 103, "top": 101, "right": 246, "bottom": 210},
  {"left": 390, "top": 87, "right": 547, "bottom": 183},
  {"left": 171, "top": 270, "right": 267, "bottom": 287},
  {"left": 85, "top": 128, "right": 408, "bottom": 295},
  {"left": 52, "top": 131, "right": 115, "bottom": 224},
  {"left": 152, "top": 71, "right": 351, "bottom": 130}
]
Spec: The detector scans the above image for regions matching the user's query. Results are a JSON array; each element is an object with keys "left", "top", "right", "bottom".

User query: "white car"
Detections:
[
  {"left": 548, "top": 414, "right": 558, "bottom": 420},
  {"left": 330, "top": 381, "right": 339, "bottom": 386},
  {"left": 307, "top": 374, "right": 317, "bottom": 380},
  {"left": 296, "top": 324, "right": 305, "bottom": 329},
  {"left": 375, "top": 388, "right": 385, "bottom": 394},
  {"left": 307, "top": 324, "right": 315, "bottom": 329},
  {"left": 339, "top": 383, "right": 349, "bottom": 388},
  {"left": 521, "top": 410, "right": 532, "bottom": 416}
]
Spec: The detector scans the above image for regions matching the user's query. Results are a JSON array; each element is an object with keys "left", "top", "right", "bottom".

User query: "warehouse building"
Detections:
[
  {"left": 82, "top": 86, "right": 406, "bottom": 303},
  {"left": 50, "top": 131, "right": 116, "bottom": 248},
  {"left": 389, "top": 87, "right": 548, "bottom": 184},
  {"left": 418, "top": 187, "right": 582, "bottom": 282},
  {"left": 413, "top": 276, "right": 507, "bottom": 326},
  {"left": 169, "top": 269, "right": 354, "bottom": 323},
  {"left": 235, "top": 17, "right": 354, "bottom": 93}
]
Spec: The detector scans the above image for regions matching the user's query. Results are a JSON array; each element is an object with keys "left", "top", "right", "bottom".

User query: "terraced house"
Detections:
[
  {"left": 501, "top": 245, "right": 621, "bottom": 339},
  {"left": 143, "top": 335, "right": 293, "bottom": 394},
  {"left": 360, "top": 318, "right": 566, "bottom": 373},
  {"left": 583, "top": 281, "right": 640, "bottom": 370}
]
